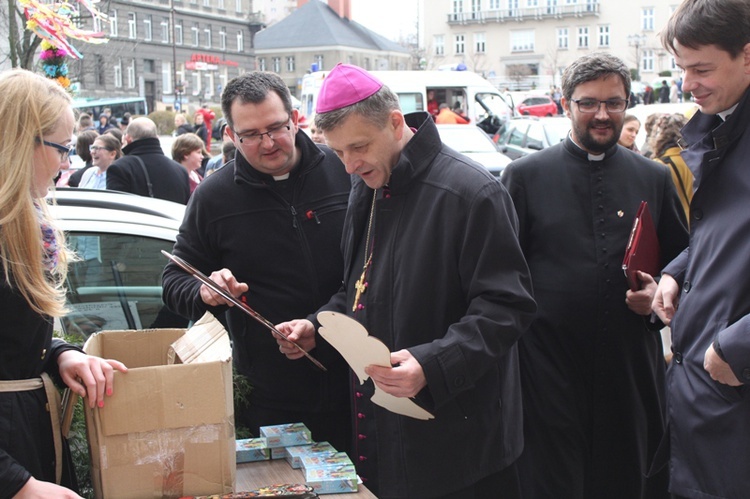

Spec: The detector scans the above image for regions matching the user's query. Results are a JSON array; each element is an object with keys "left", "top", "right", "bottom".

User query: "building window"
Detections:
[
  {"left": 489, "top": 0, "right": 500, "bottom": 8},
  {"left": 110, "top": 10, "right": 118, "bottom": 37},
  {"left": 127, "top": 59, "right": 136, "bottom": 88},
  {"left": 577, "top": 26, "right": 589, "bottom": 48},
  {"left": 235, "top": 0, "right": 242, "bottom": 13},
  {"left": 218, "top": 0, "right": 224, "bottom": 8},
  {"left": 454, "top": 34, "right": 465, "bottom": 55},
  {"left": 258, "top": 58, "right": 266, "bottom": 71},
  {"left": 474, "top": 32, "right": 486, "bottom": 53},
  {"left": 527, "top": 0, "right": 539, "bottom": 7},
  {"left": 176, "top": 21, "right": 183, "bottom": 45},
  {"left": 114, "top": 59, "right": 123, "bottom": 88},
  {"left": 219, "top": 27, "right": 226, "bottom": 50},
  {"left": 508, "top": 0, "right": 519, "bottom": 16},
  {"left": 144, "top": 15, "right": 152, "bottom": 42},
  {"left": 203, "top": 0, "right": 210, "bottom": 6},
  {"left": 546, "top": 0, "right": 558, "bottom": 15},
  {"left": 272, "top": 57, "right": 281, "bottom": 73},
  {"left": 598, "top": 25, "right": 609, "bottom": 47},
  {"left": 128, "top": 13, "right": 136, "bottom": 39},
  {"left": 192, "top": 72, "right": 201, "bottom": 95},
  {"left": 204, "top": 73, "right": 214, "bottom": 98},
  {"left": 314, "top": 54, "right": 324, "bottom": 70},
  {"left": 511, "top": 30, "right": 535, "bottom": 52},
  {"left": 641, "top": 7, "right": 654, "bottom": 31},
  {"left": 642, "top": 49, "right": 654, "bottom": 72},
  {"left": 161, "top": 18, "right": 170, "bottom": 43},
  {"left": 144, "top": 59, "right": 154, "bottom": 73},
  {"left": 236, "top": 30, "right": 244, "bottom": 52},
  {"left": 470, "top": 0, "right": 481, "bottom": 19},
  {"left": 192, "top": 24, "right": 200, "bottom": 47},
  {"left": 204, "top": 27, "right": 212, "bottom": 48},
  {"left": 434, "top": 35, "right": 445, "bottom": 56},
  {"left": 95, "top": 55, "right": 105, "bottom": 86},
  {"left": 557, "top": 27, "right": 568, "bottom": 49},
  {"left": 93, "top": 14, "right": 101, "bottom": 33},
  {"left": 162, "top": 60, "right": 172, "bottom": 94},
  {"left": 286, "top": 56, "right": 295, "bottom": 72}
]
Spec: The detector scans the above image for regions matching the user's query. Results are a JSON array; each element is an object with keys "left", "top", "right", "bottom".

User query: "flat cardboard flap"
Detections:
[
  {"left": 84, "top": 329, "right": 186, "bottom": 368},
  {"left": 168, "top": 312, "right": 231, "bottom": 365}
]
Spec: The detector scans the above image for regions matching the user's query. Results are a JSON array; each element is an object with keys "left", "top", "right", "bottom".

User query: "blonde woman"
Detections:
[
  {"left": 171, "top": 133, "right": 207, "bottom": 194},
  {"left": 0, "top": 69, "right": 126, "bottom": 498}
]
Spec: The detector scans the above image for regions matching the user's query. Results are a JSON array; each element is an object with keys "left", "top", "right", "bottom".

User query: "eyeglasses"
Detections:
[
  {"left": 41, "top": 139, "right": 75, "bottom": 161},
  {"left": 234, "top": 121, "right": 292, "bottom": 145},
  {"left": 89, "top": 145, "right": 111, "bottom": 152},
  {"left": 570, "top": 98, "right": 629, "bottom": 113}
]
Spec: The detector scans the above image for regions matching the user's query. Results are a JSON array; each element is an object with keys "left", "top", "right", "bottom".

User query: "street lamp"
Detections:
[{"left": 627, "top": 34, "right": 647, "bottom": 81}]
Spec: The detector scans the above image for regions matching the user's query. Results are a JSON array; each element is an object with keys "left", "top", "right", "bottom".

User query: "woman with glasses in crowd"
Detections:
[
  {"left": 0, "top": 69, "right": 126, "bottom": 498},
  {"left": 79, "top": 134, "right": 123, "bottom": 190}
]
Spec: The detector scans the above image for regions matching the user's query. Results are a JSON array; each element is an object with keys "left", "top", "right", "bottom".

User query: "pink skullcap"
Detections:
[{"left": 316, "top": 63, "right": 384, "bottom": 114}]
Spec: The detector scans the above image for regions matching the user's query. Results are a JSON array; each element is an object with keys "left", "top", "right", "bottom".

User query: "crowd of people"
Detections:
[{"left": 2, "top": 0, "right": 749, "bottom": 498}]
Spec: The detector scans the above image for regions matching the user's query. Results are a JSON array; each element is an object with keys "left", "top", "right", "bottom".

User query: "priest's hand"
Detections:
[
  {"left": 365, "top": 350, "right": 427, "bottom": 398},
  {"left": 275, "top": 319, "right": 316, "bottom": 359},
  {"left": 704, "top": 343, "right": 742, "bottom": 386},
  {"left": 626, "top": 271, "right": 657, "bottom": 315},
  {"left": 652, "top": 273, "right": 680, "bottom": 326},
  {"left": 199, "top": 268, "right": 248, "bottom": 307}
]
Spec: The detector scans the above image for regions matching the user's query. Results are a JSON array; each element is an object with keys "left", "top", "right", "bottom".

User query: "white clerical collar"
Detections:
[
  {"left": 717, "top": 103, "right": 739, "bottom": 122},
  {"left": 569, "top": 133, "right": 606, "bottom": 161},
  {"left": 273, "top": 173, "right": 290, "bottom": 181}
]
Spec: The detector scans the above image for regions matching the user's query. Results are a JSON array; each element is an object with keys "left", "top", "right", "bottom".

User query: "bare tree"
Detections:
[
  {"left": 507, "top": 63, "right": 532, "bottom": 89},
  {"left": 2, "top": 0, "right": 43, "bottom": 69}
]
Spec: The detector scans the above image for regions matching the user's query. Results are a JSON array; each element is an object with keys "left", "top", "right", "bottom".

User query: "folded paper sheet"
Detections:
[{"left": 317, "top": 311, "right": 435, "bottom": 420}]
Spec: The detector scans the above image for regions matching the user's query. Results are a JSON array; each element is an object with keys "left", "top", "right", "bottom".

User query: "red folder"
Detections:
[{"left": 622, "top": 201, "right": 661, "bottom": 292}]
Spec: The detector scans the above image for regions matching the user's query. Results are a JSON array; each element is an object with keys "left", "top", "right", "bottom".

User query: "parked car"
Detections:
[
  {"left": 496, "top": 117, "right": 571, "bottom": 160},
  {"left": 516, "top": 95, "right": 559, "bottom": 117},
  {"left": 436, "top": 124, "right": 512, "bottom": 177},
  {"left": 47, "top": 188, "right": 188, "bottom": 338}
]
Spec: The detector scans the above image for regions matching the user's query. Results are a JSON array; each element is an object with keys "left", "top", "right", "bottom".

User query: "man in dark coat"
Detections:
[
  {"left": 501, "top": 52, "right": 688, "bottom": 499},
  {"left": 161, "top": 72, "right": 352, "bottom": 452},
  {"left": 107, "top": 117, "right": 190, "bottom": 204},
  {"left": 653, "top": 1, "right": 750, "bottom": 497},
  {"left": 277, "top": 64, "right": 536, "bottom": 499}
]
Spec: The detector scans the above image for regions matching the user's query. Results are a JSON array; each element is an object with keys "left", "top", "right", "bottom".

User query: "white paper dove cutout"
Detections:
[{"left": 317, "top": 311, "right": 435, "bottom": 420}]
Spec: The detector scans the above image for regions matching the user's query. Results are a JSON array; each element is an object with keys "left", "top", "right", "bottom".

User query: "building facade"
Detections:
[
  {"left": 420, "top": 0, "right": 682, "bottom": 90},
  {"left": 70, "top": 0, "right": 260, "bottom": 113}
]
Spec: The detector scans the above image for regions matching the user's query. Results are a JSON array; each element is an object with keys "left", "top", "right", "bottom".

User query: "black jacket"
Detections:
[
  {"left": 107, "top": 137, "right": 190, "bottom": 204},
  {"left": 162, "top": 130, "right": 351, "bottom": 414}
]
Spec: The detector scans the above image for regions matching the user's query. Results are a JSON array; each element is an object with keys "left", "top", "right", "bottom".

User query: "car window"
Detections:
[
  {"left": 63, "top": 231, "right": 187, "bottom": 337},
  {"left": 507, "top": 123, "right": 529, "bottom": 147},
  {"left": 396, "top": 92, "right": 424, "bottom": 114},
  {"left": 543, "top": 120, "right": 572, "bottom": 144},
  {"left": 439, "top": 127, "right": 497, "bottom": 153}
]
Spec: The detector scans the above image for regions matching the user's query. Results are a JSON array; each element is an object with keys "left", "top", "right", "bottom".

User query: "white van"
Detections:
[{"left": 300, "top": 70, "right": 513, "bottom": 135}]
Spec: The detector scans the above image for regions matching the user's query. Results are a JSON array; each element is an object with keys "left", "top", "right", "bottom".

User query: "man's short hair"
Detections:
[
  {"left": 314, "top": 85, "right": 400, "bottom": 133},
  {"left": 77, "top": 113, "right": 93, "bottom": 131},
  {"left": 221, "top": 72, "right": 293, "bottom": 130},
  {"left": 561, "top": 52, "right": 631, "bottom": 103},
  {"left": 125, "top": 117, "right": 159, "bottom": 141},
  {"left": 661, "top": 0, "right": 750, "bottom": 58}
]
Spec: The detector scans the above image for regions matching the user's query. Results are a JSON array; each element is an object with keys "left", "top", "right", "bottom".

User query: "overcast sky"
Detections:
[{"left": 350, "top": 0, "right": 419, "bottom": 42}]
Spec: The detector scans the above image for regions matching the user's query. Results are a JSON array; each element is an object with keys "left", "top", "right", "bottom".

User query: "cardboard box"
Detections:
[
  {"left": 83, "top": 328, "right": 235, "bottom": 498},
  {"left": 235, "top": 438, "right": 269, "bottom": 463}
]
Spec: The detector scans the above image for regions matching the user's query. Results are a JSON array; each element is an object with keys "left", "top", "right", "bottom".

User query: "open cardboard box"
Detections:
[{"left": 82, "top": 322, "right": 235, "bottom": 498}]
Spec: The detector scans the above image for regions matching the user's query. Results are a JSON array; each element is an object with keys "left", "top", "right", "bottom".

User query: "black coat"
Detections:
[
  {"left": 0, "top": 276, "right": 82, "bottom": 496},
  {"left": 502, "top": 138, "right": 689, "bottom": 498},
  {"left": 107, "top": 137, "right": 190, "bottom": 204},
  {"left": 663, "top": 86, "right": 750, "bottom": 498}
]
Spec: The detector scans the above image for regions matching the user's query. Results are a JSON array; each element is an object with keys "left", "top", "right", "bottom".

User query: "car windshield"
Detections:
[
  {"left": 543, "top": 119, "right": 571, "bottom": 144},
  {"left": 438, "top": 127, "right": 497, "bottom": 153}
]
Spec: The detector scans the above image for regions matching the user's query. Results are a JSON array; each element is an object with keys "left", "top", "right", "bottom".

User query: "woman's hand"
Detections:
[{"left": 57, "top": 350, "right": 127, "bottom": 409}]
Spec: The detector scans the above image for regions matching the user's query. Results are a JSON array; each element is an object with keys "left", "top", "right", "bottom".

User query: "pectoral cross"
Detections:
[{"left": 352, "top": 267, "right": 369, "bottom": 312}]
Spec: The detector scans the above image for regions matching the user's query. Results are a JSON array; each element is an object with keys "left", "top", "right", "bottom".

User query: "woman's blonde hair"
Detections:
[
  {"left": 0, "top": 69, "right": 73, "bottom": 317},
  {"left": 172, "top": 133, "right": 208, "bottom": 164}
]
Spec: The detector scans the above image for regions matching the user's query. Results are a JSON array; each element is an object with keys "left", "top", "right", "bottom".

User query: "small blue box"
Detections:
[
  {"left": 300, "top": 451, "right": 353, "bottom": 473},
  {"left": 235, "top": 437, "right": 269, "bottom": 463},
  {"left": 286, "top": 441, "right": 337, "bottom": 469},
  {"left": 304, "top": 465, "right": 358, "bottom": 494},
  {"left": 259, "top": 422, "right": 313, "bottom": 449}
]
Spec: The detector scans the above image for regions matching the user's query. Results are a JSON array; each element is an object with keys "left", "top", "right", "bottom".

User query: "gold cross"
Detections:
[{"left": 352, "top": 268, "right": 368, "bottom": 312}]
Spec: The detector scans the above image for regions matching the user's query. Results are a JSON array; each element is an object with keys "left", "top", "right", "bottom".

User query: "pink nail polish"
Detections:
[
  {"left": 98, "top": 400, "right": 104, "bottom": 408},
  {"left": 106, "top": 388, "right": 113, "bottom": 396}
]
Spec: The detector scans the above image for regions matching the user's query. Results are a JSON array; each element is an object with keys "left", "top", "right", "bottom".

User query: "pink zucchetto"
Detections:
[{"left": 316, "top": 63, "right": 384, "bottom": 114}]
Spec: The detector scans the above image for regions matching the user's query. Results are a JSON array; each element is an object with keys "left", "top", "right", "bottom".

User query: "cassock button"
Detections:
[
  {"left": 674, "top": 352, "right": 683, "bottom": 364},
  {"left": 358, "top": 434, "right": 367, "bottom": 440},
  {"left": 357, "top": 413, "right": 366, "bottom": 419},
  {"left": 453, "top": 376, "right": 465, "bottom": 387},
  {"left": 359, "top": 455, "right": 368, "bottom": 462},
  {"left": 355, "top": 391, "right": 363, "bottom": 398}
]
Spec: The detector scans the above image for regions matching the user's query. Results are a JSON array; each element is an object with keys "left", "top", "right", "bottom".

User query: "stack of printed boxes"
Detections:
[{"left": 235, "top": 423, "right": 358, "bottom": 494}]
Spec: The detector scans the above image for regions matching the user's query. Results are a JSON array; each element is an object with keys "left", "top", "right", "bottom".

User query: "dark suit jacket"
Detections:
[{"left": 107, "top": 137, "right": 190, "bottom": 204}]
